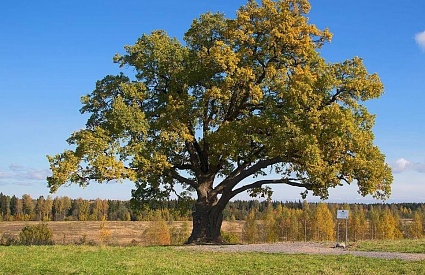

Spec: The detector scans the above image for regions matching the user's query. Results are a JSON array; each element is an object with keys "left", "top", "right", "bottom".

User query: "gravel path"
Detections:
[{"left": 179, "top": 242, "right": 425, "bottom": 261}]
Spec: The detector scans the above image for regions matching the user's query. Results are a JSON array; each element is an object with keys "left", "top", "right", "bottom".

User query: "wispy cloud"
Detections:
[
  {"left": 9, "top": 163, "right": 25, "bottom": 172},
  {"left": 0, "top": 171, "right": 13, "bottom": 179},
  {"left": 391, "top": 158, "right": 425, "bottom": 173},
  {"left": 0, "top": 164, "right": 51, "bottom": 183},
  {"left": 415, "top": 31, "right": 425, "bottom": 51}
]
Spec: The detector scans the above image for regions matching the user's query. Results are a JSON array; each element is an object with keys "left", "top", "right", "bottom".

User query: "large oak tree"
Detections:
[{"left": 47, "top": 0, "right": 392, "bottom": 243}]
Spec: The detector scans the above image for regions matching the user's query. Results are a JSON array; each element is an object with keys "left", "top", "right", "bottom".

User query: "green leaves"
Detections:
[{"left": 48, "top": 0, "right": 392, "bottom": 205}]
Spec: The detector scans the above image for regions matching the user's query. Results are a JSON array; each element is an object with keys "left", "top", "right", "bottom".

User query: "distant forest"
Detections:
[{"left": 1, "top": 193, "right": 425, "bottom": 241}]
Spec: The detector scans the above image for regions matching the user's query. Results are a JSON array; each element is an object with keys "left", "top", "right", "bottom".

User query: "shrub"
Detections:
[
  {"left": 170, "top": 222, "right": 191, "bottom": 245},
  {"left": 18, "top": 223, "right": 53, "bottom": 245},
  {"left": 0, "top": 233, "right": 18, "bottom": 246},
  {"left": 74, "top": 234, "right": 96, "bottom": 246},
  {"left": 142, "top": 217, "right": 171, "bottom": 245},
  {"left": 221, "top": 231, "right": 240, "bottom": 244},
  {"left": 76, "top": 233, "right": 87, "bottom": 245},
  {"left": 98, "top": 219, "right": 111, "bottom": 245},
  {"left": 242, "top": 210, "right": 259, "bottom": 244}
]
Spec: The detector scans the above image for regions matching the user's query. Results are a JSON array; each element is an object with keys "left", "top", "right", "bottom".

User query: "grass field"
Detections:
[
  {"left": 1, "top": 245, "right": 425, "bottom": 274},
  {"left": 352, "top": 239, "right": 425, "bottom": 254},
  {"left": 1, "top": 221, "right": 425, "bottom": 274}
]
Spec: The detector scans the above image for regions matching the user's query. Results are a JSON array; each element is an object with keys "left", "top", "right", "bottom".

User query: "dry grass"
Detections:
[{"left": 0, "top": 221, "right": 245, "bottom": 245}]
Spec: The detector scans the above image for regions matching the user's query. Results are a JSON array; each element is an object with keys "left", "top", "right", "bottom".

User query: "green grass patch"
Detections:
[
  {"left": 352, "top": 239, "right": 425, "bottom": 254},
  {"left": 0, "top": 245, "right": 425, "bottom": 274}
]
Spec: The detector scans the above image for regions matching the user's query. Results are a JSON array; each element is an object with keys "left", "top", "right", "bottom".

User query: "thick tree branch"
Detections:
[
  {"left": 185, "top": 140, "right": 202, "bottom": 176},
  {"left": 338, "top": 174, "right": 351, "bottom": 185},
  {"left": 212, "top": 157, "right": 283, "bottom": 197},
  {"left": 230, "top": 178, "right": 313, "bottom": 198},
  {"left": 229, "top": 157, "right": 283, "bottom": 188},
  {"left": 167, "top": 169, "right": 198, "bottom": 188},
  {"left": 186, "top": 123, "right": 209, "bottom": 174},
  {"left": 172, "top": 164, "right": 193, "bottom": 170}
]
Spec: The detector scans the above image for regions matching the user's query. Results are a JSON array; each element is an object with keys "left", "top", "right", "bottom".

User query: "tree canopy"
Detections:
[{"left": 47, "top": 0, "right": 392, "bottom": 243}]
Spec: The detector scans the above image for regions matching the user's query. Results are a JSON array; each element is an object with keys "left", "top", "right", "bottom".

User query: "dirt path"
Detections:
[{"left": 179, "top": 242, "right": 425, "bottom": 261}]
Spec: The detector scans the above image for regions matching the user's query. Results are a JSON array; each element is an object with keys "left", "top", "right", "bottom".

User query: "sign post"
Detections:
[{"left": 337, "top": 210, "right": 349, "bottom": 247}]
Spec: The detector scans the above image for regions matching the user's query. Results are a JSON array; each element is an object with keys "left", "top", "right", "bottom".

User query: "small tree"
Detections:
[
  {"left": 0, "top": 193, "right": 11, "bottom": 221},
  {"left": 35, "top": 196, "right": 46, "bottom": 221},
  {"left": 22, "top": 194, "right": 34, "bottom": 221},
  {"left": 406, "top": 212, "right": 423, "bottom": 239},
  {"left": 19, "top": 224, "right": 53, "bottom": 245},
  {"left": 301, "top": 200, "right": 311, "bottom": 241},
  {"left": 259, "top": 204, "right": 279, "bottom": 243},
  {"left": 242, "top": 209, "right": 259, "bottom": 244},
  {"left": 349, "top": 205, "right": 368, "bottom": 242},
  {"left": 311, "top": 203, "right": 334, "bottom": 241},
  {"left": 98, "top": 216, "right": 111, "bottom": 245},
  {"left": 376, "top": 208, "right": 401, "bottom": 240},
  {"left": 43, "top": 196, "right": 53, "bottom": 221},
  {"left": 72, "top": 198, "right": 90, "bottom": 221},
  {"left": 288, "top": 209, "right": 303, "bottom": 241},
  {"left": 10, "top": 196, "right": 23, "bottom": 221}
]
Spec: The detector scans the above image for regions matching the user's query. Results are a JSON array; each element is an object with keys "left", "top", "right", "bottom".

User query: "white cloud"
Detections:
[
  {"left": 391, "top": 158, "right": 425, "bottom": 174},
  {"left": 415, "top": 31, "right": 425, "bottom": 51},
  {"left": 392, "top": 158, "right": 411, "bottom": 173}
]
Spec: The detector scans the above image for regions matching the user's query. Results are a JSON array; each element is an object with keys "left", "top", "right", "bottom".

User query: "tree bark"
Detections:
[{"left": 186, "top": 202, "right": 224, "bottom": 244}]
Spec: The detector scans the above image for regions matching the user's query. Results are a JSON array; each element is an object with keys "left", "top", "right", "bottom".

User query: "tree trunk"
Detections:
[{"left": 186, "top": 202, "right": 224, "bottom": 244}]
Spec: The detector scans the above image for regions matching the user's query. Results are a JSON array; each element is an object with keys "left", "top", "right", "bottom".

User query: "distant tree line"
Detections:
[
  {"left": 1, "top": 193, "right": 424, "bottom": 242},
  {"left": 239, "top": 201, "right": 424, "bottom": 243},
  {"left": 0, "top": 193, "right": 193, "bottom": 222}
]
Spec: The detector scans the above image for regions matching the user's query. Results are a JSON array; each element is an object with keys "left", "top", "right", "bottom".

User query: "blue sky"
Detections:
[{"left": 1, "top": 0, "right": 424, "bottom": 202}]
